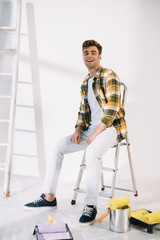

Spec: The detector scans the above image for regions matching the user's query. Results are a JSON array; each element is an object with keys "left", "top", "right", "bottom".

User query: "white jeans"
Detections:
[{"left": 43, "top": 126, "right": 117, "bottom": 205}]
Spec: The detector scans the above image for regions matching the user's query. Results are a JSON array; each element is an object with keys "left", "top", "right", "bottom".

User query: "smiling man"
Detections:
[{"left": 24, "top": 40, "right": 127, "bottom": 227}]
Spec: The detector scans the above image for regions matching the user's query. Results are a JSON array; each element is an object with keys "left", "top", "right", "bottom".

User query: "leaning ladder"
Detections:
[{"left": 0, "top": 0, "right": 22, "bottom": 196}]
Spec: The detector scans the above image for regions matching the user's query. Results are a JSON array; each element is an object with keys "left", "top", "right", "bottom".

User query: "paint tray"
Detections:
[
  {"left": 33, "top": 223, "right": 73, "bottom": 240},
  {"left": 130, "top": 209, "right": 160, "bottom": 234}
]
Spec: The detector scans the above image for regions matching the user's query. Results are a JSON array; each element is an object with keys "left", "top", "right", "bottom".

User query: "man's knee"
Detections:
[
  {"left": 85, "top": 145, "right": 100, "bottom": 164},
  {"left": 51, "top": 138, "right": 66, "bottom": 156}
]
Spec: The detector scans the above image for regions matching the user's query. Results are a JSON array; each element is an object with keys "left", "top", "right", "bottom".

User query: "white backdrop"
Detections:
[{"left": 1, "top": 0, "right": 160, "bottom": 183}]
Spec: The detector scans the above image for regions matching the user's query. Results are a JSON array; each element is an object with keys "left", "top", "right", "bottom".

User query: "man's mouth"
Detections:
[{"left": 87, "top": 60, "right": 94, "bottom": 62}]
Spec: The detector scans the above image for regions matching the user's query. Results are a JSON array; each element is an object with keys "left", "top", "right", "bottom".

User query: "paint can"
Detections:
[{"left": 109, "top": 207, "right": 131, "bottom": 233}]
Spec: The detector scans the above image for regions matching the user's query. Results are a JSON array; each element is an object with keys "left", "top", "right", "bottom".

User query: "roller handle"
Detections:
[
  {"left": 48, "top": 215, "right": 53, "bottom": 223},
  {"left": 98, "top": 209, "right": 110, "bottom": 223}
]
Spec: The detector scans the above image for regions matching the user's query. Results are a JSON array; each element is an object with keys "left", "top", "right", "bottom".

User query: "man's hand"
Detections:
[
  {"left": 71, "top": 127, "right": 82, "bottom": 144},
  {"left": 87, "top": 122, "right": 107, "bottom": 145},
  {"left": 87, "top": 131, "right": 98, "bottom": 145}
]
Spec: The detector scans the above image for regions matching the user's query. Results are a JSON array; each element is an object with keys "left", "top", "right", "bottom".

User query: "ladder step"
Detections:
[
  {"left": 103, "top": 185, "right": 134, "bottom": 193},
  {"left": 74, "top": 188, "right": 112, "bottom": 199},
  {"left": 98, "top": 191, "right": 112, "bottom": 198},
  {"left": 18, "top": 81, "right": 32, "bottom": 85},
  {"left": 0, "top": 49, "right": 17, "bottom": 56},
  {"left": 14, "top": 153, "right": 37, "bottom": 158},
  {"left": 102, "top": 167, "right": 114, "bottom": 172},
  {"left": 0, "top": 73, "right": 13, "bottom": 77},
  {"left": 120, "top": 142, "right": 127, "bottom": 146},
  {"left": 0, "top": 163, "right": 6, "bottom": 169},
  {"left": 0, "top": 95, "right": 12, "bottom": 99},
  {"left": 21, "top": 33, "right": 29, "bottom": 37},
  {"left": 80, "top": 165, "right": 114, "bottom": 172},
  {"left": 0, "top": 120, "right": 9, "bottom": 123},
  {"left": 15, "top": 129, "right": 36, "bottom": 133},
  {"left": 16, "top": 104, "right": 34, "bottom": 109},
  {"left": 0, "top": 27, "right": 16, "bottom": 31},
  {"left": 74, "top": 188, "right": 87, "bottom": 194},
  {"left": 0, "top": 143, "right": 8, "bottom": 147},
  {"left": 112, "top": 142, "right": 126, "bottom": 148}
]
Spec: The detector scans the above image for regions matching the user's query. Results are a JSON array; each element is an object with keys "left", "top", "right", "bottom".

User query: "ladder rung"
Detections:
[
  {"left": 0, "top": 49, "right": 16, "bottom": 55},
  {"left": 120, "top": 142, "right": 127, "bottom": 146},
  {"left": 103, "top": 185, "right": 134, "bottom": 193},
  {"left": 74, "top": 188, "right": 86, "bottom": 194},
  {"left": 0, "top": 163, "right": 6, "bottom": 168},
  {"left": 21, "top": 33, "right": 28, "bottom": 37},
  {"left": 0, "top": 120, "right": 9, "bottom": 123},
  {"left": 112, "top": 142, "right": 126, "bottom": 148},
  {"left": 74, "top": 188, "right": 112, "bottom": 199},
  {"left": 98, "top": 191, "right": 112, "bottom": 198},
  {"left": 102, "top": 167, "right": 114, "bottom": 172},
  {"left": 18, "top": 81, "right": 32, "bottom": 85},
  {"left": 0, "top": 95, "right": 12, "bottom": 99},
  {"left": 14, "top": 153, "right": 37, "bottom": 158},
  {"left": 0, "top": 27, "right": 16, "bottom": 31},
  {"left": 16, "top": 104, "right": 34, "bottom": 109},
  {"left": 0, "top": 143, "right": 8, "bottom": 147},
  {"left": 15, "top": 129, "right": 36, "bottom": 133},
  {"left": 80, "top": 165, "right": 114, "bottom": 172},
  {"left": 0, "top": 73, "right": 13, "bottom": 77}
]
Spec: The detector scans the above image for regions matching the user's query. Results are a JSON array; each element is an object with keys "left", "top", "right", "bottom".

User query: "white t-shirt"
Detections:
[{"left": 87, "top": 77, "right": 104, "bottom": 127}]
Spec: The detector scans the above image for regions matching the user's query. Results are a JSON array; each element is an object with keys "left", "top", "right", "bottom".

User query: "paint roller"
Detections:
[
  {"left": 131, "top": 210, "right": 160, "bottom": 224},
  {"left": 33, "top": 216, "right": 73, "bottom": 239},
  {"left": 98, "top": 196, "right": 130, "bottom": 223},
  {"left": 131, "top": 209, "right": 149, "bottom": 221},
  {"left": 108, "top": 196, "right": 130, "bottom": 210},
  {"left": 145, "top": 211, "right": 160, "bottom": 224}
]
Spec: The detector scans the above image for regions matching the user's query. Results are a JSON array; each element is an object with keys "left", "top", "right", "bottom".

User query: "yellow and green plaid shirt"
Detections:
[{"left": 75, "top": 66, "right": 128, "bottom": 142}]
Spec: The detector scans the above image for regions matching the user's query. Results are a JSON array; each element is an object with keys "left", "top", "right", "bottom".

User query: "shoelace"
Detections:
[
  {"left": 34, "top": 196, "right": 43, "bottom": 204},
  {"left": 82, "top": 206, "right": 94, "bottom": 217}
]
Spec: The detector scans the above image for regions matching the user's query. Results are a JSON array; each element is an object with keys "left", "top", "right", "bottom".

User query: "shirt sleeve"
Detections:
[
  {"left": 101, "top": 72, "right": 121, "bottom": 127},
  {"left": 75, "top": 101, "right": 86, "bottom": 130}
]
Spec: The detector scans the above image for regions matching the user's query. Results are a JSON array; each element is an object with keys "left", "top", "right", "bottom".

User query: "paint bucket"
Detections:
[{"left": 109, "top": 207, "right": 131, "bottom": 233}]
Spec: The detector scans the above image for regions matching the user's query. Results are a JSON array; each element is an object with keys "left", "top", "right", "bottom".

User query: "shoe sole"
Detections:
[
  {"left": 79, "top": 219, "right": 95, "bottom": 227},
  {"left": 23, "top": 205, "right": 57, "bottom": 211}
]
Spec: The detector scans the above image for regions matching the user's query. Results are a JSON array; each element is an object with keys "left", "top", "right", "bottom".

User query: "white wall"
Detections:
[{"left": 1, "top": 0, "right": 160, "bottom": 183}]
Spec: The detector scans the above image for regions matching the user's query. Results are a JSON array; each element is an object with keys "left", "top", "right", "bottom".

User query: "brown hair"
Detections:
[{"left": 82, "top": 40, "right": 102, "bottom": 55}]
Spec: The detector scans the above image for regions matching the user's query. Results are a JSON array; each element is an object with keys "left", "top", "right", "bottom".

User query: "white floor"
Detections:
[{"left": 0, "top": 173, "right": 160, "bottom": 240}]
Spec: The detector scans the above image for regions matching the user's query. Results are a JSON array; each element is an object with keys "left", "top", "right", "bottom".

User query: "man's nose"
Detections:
[{"left": 87, "top": 53, "right": 92, "bottom": 58}]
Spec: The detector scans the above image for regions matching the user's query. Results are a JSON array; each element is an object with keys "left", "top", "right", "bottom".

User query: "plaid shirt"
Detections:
[{"left": 75, "top": 66, "right": 128, "bottom": 142}]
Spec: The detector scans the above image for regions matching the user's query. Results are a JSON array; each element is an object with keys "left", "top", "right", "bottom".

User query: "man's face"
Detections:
[{"left": 83, "top": 46, "right": 102, "bottom": 70}]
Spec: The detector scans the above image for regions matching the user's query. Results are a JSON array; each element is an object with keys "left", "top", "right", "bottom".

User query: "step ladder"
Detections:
[
  {"left": 71, "top": 83, "right": 138, "bottom": 205},
  {"left": 0, "top": 0, "right": 45, "bottom": 196},
  {"left": 0, "top": 0, "right": 22, "bottom": 196}
]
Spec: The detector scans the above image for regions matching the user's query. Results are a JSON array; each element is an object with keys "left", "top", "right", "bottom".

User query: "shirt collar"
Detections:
[
  {"left": 83, "top": 66, "right": 103, "bottom": 84},
  {"left": 94, "top": 66, "right": 103, "bottom": 79}
]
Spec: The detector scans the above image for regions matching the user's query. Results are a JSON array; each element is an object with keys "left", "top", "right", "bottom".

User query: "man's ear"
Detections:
[{"left": 99, "top": 54, "right": 102, "bottom": 60}]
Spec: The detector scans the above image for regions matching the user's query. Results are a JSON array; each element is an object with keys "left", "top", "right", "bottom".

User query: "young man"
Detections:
[{"left": 24, "top": 40, "right": 127, "bottom": 227}]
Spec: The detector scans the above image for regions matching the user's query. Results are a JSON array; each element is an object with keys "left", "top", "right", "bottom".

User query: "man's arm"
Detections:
[
  {"left": 72, "top": 99, "right": 85, "bottom": 144},
  {"left": 87, "top": 72, "right": 120, "bottom": 144},
  {"left": 101, "top": 74, "right": 121, "bottom": 127}
]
